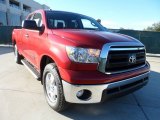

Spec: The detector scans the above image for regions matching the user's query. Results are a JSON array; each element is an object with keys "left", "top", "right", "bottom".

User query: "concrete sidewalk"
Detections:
[
  {"left": 147, "top": 53, "right": 160, "bottom": 58},
  {"left": 0, "top": 47, "right": 160, "bottom": 120}
]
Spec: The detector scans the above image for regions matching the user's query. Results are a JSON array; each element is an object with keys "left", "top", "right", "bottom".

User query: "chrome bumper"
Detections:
[{"left": 62, "top": 72, "right": 150, "bottom": 103}]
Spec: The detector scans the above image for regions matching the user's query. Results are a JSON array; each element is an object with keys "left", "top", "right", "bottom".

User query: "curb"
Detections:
[{"left": 146, "top": 53, "right": 160, "bottom": 58}]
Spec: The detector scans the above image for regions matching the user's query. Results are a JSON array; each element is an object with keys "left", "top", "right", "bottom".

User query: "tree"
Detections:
[{"left": 145, "top": 22, "right": 160, "bottom": 32}]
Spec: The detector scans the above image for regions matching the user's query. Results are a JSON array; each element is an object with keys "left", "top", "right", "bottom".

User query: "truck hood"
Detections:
[{"left": 51, "top": 29, "right": 139, "bottom": 48}]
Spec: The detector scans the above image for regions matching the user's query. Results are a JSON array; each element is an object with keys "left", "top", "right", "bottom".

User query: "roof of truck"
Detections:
[{"left": 44, "top": 9, "right": 87, "bottom": 17}]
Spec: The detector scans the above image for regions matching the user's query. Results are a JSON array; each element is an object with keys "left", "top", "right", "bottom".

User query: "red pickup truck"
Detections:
[{"left": 12, "top": 9, "right": 150, "bottom": 111}]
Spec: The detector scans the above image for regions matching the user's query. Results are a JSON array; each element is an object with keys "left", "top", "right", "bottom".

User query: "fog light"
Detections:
[
  {"left": 76, "top": 90, "right": 84, "bottom": 97},
  {"left": 76, "top": 89, "right": 92, "bottom": 101}
]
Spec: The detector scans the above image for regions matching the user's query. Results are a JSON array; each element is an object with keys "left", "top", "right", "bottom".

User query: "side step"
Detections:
[{"left": 21, "top": 59, "right": 40, "bottom": 80}]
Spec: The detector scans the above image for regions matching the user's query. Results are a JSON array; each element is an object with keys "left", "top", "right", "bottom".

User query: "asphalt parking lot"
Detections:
[{"left": 0, "top": 46, "right": 160, "bottom": 120}]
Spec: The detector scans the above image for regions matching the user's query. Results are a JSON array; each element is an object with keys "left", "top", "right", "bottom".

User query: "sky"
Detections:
[{"left": 34, "top": 0, "right": 160, "bottom": 30}]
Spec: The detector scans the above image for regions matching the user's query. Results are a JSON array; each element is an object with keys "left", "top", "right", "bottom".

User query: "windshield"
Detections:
[{"left": 46, "top": 11, "right": 106, "bottom": 31}]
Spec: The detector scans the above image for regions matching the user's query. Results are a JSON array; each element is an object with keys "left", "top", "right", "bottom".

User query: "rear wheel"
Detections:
[
  {"left": 43, "top": 63, "right": 69, "bottom": 112},
  {"left": 14, "top": 44, "right": 22, "bottom": 64}
]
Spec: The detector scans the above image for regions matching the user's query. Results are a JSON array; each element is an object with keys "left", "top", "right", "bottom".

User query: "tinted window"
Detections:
[{"left": 46, "top": 11, "right": 105, "bottom": 31}]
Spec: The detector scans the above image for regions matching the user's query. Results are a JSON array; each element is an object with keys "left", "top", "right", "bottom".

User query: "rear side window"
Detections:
[{"left": 27, "top": 14, "right": 33, "bottom": 20}]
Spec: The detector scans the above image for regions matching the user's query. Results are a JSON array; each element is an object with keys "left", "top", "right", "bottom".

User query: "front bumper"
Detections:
[{"left": 62, "top": 72, "right": 149, "bottom": 103}]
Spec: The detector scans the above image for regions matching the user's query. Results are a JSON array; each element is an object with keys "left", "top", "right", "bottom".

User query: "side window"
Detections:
[
  {"left": 27, "top": 14, "right": 33, "bottom": 20},
  {"left": 33, "top": 13, "right": 42, "bottom": 27},
  {"left": 22, "top": 14, "right": 33, "bottom": 27},
  {"left": 81, "top": 19, "right": 98, "bottom": 30}
]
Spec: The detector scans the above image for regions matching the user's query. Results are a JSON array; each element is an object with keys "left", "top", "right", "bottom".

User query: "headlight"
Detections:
[{"left": 66, "top": 46, "right": 101, "bottom": 63}]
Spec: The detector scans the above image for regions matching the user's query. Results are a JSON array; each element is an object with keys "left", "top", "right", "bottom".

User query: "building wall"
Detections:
[{"left": 0, "top": 0, "right": 50, "bottom": 26}]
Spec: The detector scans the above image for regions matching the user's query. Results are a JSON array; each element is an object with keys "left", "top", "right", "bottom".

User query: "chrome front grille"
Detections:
[
  {"left": 105, "top": 48, "right": 146, "bottom": 73},
  {"left": 98, "top": 42, "right": 146, "bottom": 74}
]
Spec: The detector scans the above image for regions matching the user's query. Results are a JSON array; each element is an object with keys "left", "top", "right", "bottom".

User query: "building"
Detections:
[{"left": 0, "top": 0, "right": 50, "bottom": 26}]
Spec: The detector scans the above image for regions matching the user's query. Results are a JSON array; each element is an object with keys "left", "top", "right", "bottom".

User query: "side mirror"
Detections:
[
  {"left": 22, "top": 20, "right": 39, "bottom": 30},
  {"left": 39, "top": 24, "right": 45, "bottom": 34}
]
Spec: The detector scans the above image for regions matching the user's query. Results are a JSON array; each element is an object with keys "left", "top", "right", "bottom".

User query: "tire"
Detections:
[
  {"left": 14, "top": 44, "right": 22, "bottom": 64},
  {"left": 43, "top": 63, "right": 69, "bottom": 112}
]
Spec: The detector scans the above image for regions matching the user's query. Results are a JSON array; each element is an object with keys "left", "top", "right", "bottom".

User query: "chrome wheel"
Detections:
[
  {"left": 43, "top": 63, "right": 69, "bottom": 111},
  {"left": 45, "top": 73, "right": 58, "bottom": 104}
]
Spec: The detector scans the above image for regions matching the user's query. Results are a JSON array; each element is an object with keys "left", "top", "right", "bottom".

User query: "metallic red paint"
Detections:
[{"left": 12, "top": 10, "right": 150, "bottom": 85}]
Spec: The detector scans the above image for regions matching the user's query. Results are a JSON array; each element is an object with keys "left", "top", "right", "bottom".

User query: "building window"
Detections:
[
  {"left": 9, "top": 0, "right": 20, "bottom": 9},
  {"left": 8, "top": 13, "right": 21, "bottom": 26},
  {"left": 23, "top": 4, "right": 31, "bottom": 12},
  {"left": 0, "top": 0, "right": 5, "bottom": 4},
  {"left": 0, "top": 11, "right": 7, "bottom": 25}
]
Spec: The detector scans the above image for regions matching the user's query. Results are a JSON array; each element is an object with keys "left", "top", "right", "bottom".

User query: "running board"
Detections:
[{"left": 21, "top": 59, "right": 40, "bottom": 80}]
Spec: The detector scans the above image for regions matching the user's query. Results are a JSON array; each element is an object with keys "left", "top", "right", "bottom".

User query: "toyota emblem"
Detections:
[{"left": 129, "top": 54, "right": 136, "bottom": 64}]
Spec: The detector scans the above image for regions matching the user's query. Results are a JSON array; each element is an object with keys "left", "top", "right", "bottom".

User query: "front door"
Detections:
[{"left": 26, "top": 13, "right": 43, "bottom": 68}]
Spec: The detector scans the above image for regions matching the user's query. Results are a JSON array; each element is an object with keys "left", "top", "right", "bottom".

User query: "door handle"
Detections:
[{"left": 25, "top": 34, "right": 29, "bottom": 38}]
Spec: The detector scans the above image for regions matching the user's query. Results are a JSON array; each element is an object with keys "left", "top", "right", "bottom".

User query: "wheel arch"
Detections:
[
  {"left": 40, "top": 55, "right": 56, "bottom": 84},
  {"left": 12, "top": 40, "right": 16, "bottom": 44}
]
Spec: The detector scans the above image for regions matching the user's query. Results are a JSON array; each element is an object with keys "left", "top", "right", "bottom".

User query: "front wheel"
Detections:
[{"left": 43, "top": 63, "right": 69, "bottom": 112}]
